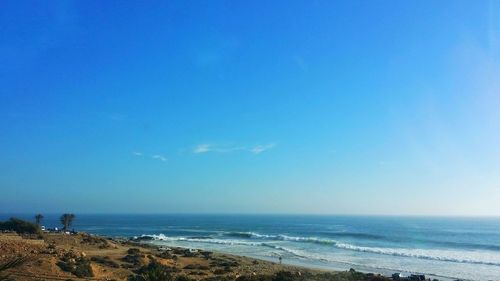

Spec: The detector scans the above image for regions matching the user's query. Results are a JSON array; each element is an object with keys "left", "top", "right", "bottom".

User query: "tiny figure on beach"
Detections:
[{"left": 278, "top": 255, "right": 282, "bottom": 264}]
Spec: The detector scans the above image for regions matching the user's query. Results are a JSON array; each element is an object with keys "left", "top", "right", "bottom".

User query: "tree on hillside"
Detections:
[
  {"left": 60, "top": 214, "right": 75, "bottom": 231},
  {"left": 0, "top": 218, "right": 42, "bottom": 236},
  {"left": 35, "top": 214, "right": 44, "bottom": 226}
]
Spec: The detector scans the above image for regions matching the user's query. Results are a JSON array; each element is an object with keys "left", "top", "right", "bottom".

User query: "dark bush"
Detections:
[
  {"left": 73, "top": 258, "right": 93, "bottom": 278},
  {"left": 200, "top": 251, "right": 212, "bottom": 259},
  {"left": 128, "top": 248, "right": 142, "bottom": 255},
  {"left": 273, "top": 271, "right": 300, "bottom": 281},
  {"left": 172, "top": 248, "right": 185, "bottom": 255},
  {"left": 57, "top": 253, "right": 94, "bottom": 278},
  {"left": 129, "top": 261, "right": 179, "bottom": 281},
  {"left": 123, "top": 254, "right": 143, "bottom": 266},
  {"left": 82, "top": 234, "right": 110, "bottom": 248},
  {"left": 158, "top": 251, "right": 173, "bottom": 259},
  {"left": 236, "top": 275, "right": 273, "bottom": 281},
  {"left": 90, "top": 256, "right": 120, "bottom": 268},
  {"left": 183, "top": 264, "right": 209, "bottom": 270},
  {"left": 196, "top": 270, "right": 391, "bottom": 281},
  {"left": 123, "top": 248, "right": 147, "bottom": 266},
  {"left": 209, "top": 258, "right": 239, "bottom": 268},
  {"left": 0, "top": 218, "right": 42, "bottom": 236}
]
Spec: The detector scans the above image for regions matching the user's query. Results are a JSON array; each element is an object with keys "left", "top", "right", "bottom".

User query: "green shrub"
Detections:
[
  {"left": 73, "top": 258, "right": 93, "bottom": 278},
  {"left": 0, "top": 218, "right": 42, "bottom": 236},
  {"left": 129, "top": 261, "right": 179, "bottom": 281},
  {"left": 56, "top": 252, "right": 94, "bottom": 278}
]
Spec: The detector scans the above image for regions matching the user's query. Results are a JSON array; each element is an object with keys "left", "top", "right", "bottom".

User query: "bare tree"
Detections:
[{"left": 34, "top": 214, "right": 44, "bottom": 226}]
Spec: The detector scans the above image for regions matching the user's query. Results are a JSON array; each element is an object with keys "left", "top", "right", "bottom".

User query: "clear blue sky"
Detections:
[{"left": 1, "top": 1, "right": 499, "bottom": 215}]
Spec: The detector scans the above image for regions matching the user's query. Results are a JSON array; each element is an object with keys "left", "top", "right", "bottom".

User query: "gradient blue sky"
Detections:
[{"left": 1, "top": 1, "right": 499, "bottom": 215}]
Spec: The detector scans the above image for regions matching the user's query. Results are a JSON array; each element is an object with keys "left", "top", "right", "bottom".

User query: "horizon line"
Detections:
[{"left": 1, "top": 212, "right": 499, "bottom": 218}]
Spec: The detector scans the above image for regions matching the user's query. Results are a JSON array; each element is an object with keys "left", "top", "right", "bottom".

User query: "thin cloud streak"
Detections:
[
  {"left": 251, "top": 143, "right": 276, "bottom": 154},
  {"left": 132, "top": 151, "right": 167, "bottom": 162},
  {"left": 152, "top": 155, "right": 167, "bottom": 162},
  {"left": 214, "top": 146, "right": 247, "bottom": 153},
  {"left": 192, "top": 143, "right": 276, "bottom": 154},
  {"left": 193, "top": 144, "right": 212, "bottom": 154}
]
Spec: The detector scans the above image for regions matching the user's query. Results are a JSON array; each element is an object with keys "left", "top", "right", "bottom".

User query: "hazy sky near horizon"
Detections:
[{"left": 1, "top": 1, "right": 499, "bottom": 216}]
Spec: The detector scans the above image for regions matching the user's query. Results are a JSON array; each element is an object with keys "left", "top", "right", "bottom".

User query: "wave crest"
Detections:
[{"left": 137, "top": 233, "right": 500, "bottom": 267}]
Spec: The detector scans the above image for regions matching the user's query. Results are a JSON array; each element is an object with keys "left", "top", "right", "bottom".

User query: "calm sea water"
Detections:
[{"left": 3, "top": 214, "right": 500, "bottom": 281}]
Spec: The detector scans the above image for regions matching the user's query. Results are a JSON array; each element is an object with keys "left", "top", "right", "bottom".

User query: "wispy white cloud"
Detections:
[
  {"left": 193, "top": 144, "right": 212, "bottom": 154},
  {"left": 192, "top": 143, "right": 276, "bottom": 154},
  {"left": 251, "top": 143, "right": 276, "bottom": 154},
  {"left": 215, "top": 146, "right": 246, "bottom": 153},
  {"left": 132, "top": 151, "right": 167, "bottom": 162},
  {"left": 193, "top": 144, "right": 245, "bottom": 154},
  {"left": 152, "top": 155, "right": 167, "bottom": 162}
]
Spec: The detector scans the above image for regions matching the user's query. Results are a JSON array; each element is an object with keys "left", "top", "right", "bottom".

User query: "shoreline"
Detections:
[
  {"left": 137, "top": 238, "right": 457, "bottom": 281},
  {"left": 0, "top": 231, "right": 400, "bottom": 281},
  {"left": 0, "top": 231, "right": 459, "bottom": 281}
]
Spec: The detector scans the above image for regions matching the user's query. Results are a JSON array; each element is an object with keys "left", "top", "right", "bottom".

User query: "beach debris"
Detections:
[
  {"left": 392, "top": 273, "right": 430, "bottom": 281},
  {"left": 392, "top": 273, "right": 403, "bottom": 280}
]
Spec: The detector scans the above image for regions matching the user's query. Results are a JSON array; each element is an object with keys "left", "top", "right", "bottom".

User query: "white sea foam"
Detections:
[
  {"left": 138, "top": 233, "right": 500, "bottom": 267},
  {"left": 333, "top": 242, "right": 500, "bottom": 266},
  {"left": 226, "top": 232, "right": 336, "bottom": 244}
]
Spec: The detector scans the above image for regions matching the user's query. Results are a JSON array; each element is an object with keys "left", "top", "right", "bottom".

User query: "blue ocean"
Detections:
[{"left": 3, "top": 214, "right": 500, "bottom": 281}]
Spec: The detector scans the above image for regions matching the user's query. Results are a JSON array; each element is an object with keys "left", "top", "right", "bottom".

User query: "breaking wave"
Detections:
[
  {"left": 225, "top": 232, "right": 337, "bottom": 244},
  {"left": 333, "top": 242, "right": 500, "bottom": 266},
  {"left": 136, "top": 233, "right": 500, "bottom": 267}
]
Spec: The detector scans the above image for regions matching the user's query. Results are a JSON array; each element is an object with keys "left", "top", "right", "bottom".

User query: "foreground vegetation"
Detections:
[
  {"left": 0, "top": 218, "right": 42, "bottom": 237},
  {"left": 56, "top": 251, "right": 94, "bottom": 278},
  {"left": 0, "top": 257, "right": 29, "bottom": 281},
  {"left": 127, "top": 261, "right": 389, "bottom": 281},
  {"left": 0, "top": 213, "right": 77, "bottom": 236}
]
